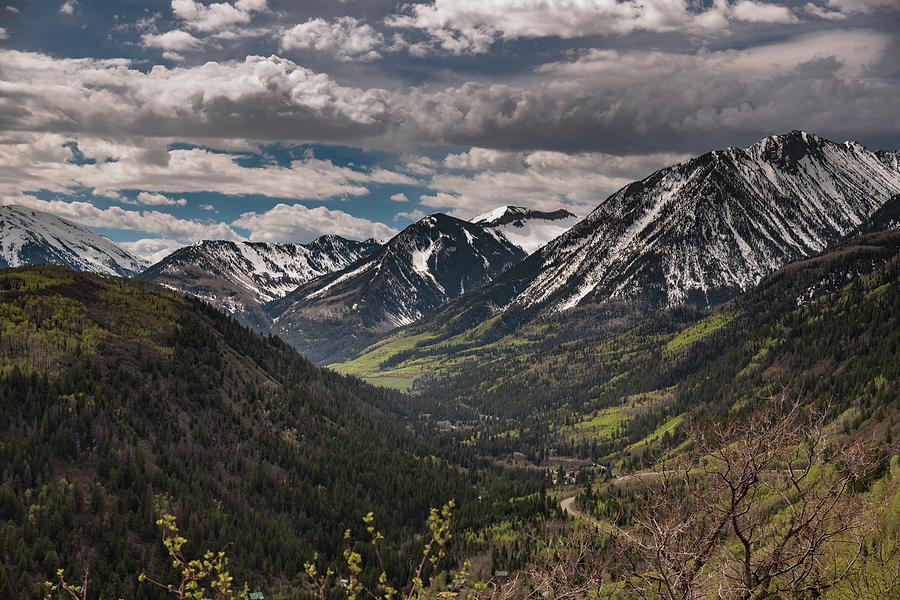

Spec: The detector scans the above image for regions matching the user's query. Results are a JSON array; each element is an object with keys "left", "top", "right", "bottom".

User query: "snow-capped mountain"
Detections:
[
  {"left": 0, "top": 205, "right": 147, "bottom": 277},
  {"left": 267, "top": 213, "right": 527, "bottom": 364},
  {"left": 407, "top": 131, "right": 900, "bottom": 338},
  {"left": 141, "top": 236, "right": 379, "bottom": 330},
  {"left": 515, "top": 131, "right": 900, "bottom": 313},
  {"left": 472, "top": 206, "right": 579, "bottom": 254}
]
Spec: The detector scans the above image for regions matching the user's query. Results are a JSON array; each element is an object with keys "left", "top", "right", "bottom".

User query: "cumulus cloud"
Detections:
[
  {"left": 0, "top": 133, "right": 416, "bottom": 215},
  {"left": 281, "top": 17, "right": 385, "bottom": 61},
  {"left": 422, "top": 148, "right": 690, "bottom": 217},
  {"left": 0, "top": 51, "right": 393, "bottom": 144},
  {"left": 802, "top": 2, "right": 847, "bottom": 19},
  {"left": 171, "top": 0, "right": 266, "bottom": 33},
  {"left": 386, "top": 0, "right": 738, "bottom": 54},
  {"left": 141, "top": 30, "right": 202, "bottom": 52},
  {"left": 0, "top": 28, "right": 898, "bottom": 156},
  {"left": 729, "top": 0, "right": 798, "bottom": 23},
  {"left": 127, "top": 191, "right": 188, "bottom": 206},
  {"left": 59, "top": 0, "right": 76, "bottom": 15},
  {"left": 233, "top": 203, "right": 398, "bottom": 243},
  {"left": 389, "top": 192, "right": 410, "bottom": 202},
  {"left": 5, "top": 6, "right": 20, "bottom": 14},
  {"left": 403, "top": 28, "right": 898, "bottom": 154},
  {"left": 395, "top": 209, "right": 426, "bottom": 221},
  {"left": 0, "top": 28, "right": 7, "bottom": 40}
]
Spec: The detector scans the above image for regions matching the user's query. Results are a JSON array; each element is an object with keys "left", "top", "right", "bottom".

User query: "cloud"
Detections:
[
  {"left": 119, "top": 238, "right": 185, "bottom": 262},
  {"left": 389, "top": 192, "right": 410, "bottom": 202},
  {"left": 199, "top": 203, "right": 216, "bottom": 211},
  {"left": 3, "top": 196, "right": 244, "bottom": 243},
  {"left": 127, "top": 191, "right": 188, "bottom": 206},
  {"left": 5, "top": 7, "right": 20, "bottom": 14},
  {"left": 385, "top": 0, "right": 735, "bottom": 54},
  {"left": 824, "top": 0, "right": 900, "bottom": 14},
  {"left": 421, "top": 148, "right": 689, "bottom": 218},
  {"left": 141, "top": 30, "right": 202, "bottom": 52},
  {"left": 281, "top": 17, "right": 385, "bottom": 61},
  {"left": 0, "top": 133, "right": 417, "bottom": 213},
  {"left": 0, "top": 50, "right": 393, "bottom": 144},
  {"left": 395, "top": 209, "right": 426, "bottom": 221},
  {"left": 802, "top": 2, "right": 847, "bottom": 19},
  {"left": 59, "top": 0, "right": 76, "bottom": 15},
  {"left": 399, "top": 28, "right": 898, "bottom": 154},
  {"left": 0, "top": 28, "right": 7, "bottom": 40},
  {"left": 171, "top": 0, "right": 266, "bottom": 33},
  {"left": 232, "top": 203, "right": 398, "bottom": 242},
  {"left": 730, "top": 1, "right": 799, "bottom": 23},
  {"left": 444, "top": 147, "right": 524, "bottom": 171},
  {"left": 1, "top": 28, "right": 898, "bottom": 156}
]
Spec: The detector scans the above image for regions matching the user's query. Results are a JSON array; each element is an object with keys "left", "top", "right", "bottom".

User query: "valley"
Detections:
[{"left": 1, "top": 132, "right": 899, "bottom": 599}]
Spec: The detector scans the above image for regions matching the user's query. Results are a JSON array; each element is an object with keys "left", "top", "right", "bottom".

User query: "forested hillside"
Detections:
[
  {"left": 396, "top": 228, "right": 900, "bottom": 471},
  {"left": 0, "top": 267, "right": 548, "bottom": 599}
]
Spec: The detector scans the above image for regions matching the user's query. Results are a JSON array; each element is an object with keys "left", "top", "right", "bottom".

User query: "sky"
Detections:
[{"left": 0, "top": 0, "right": 898, "bottom": 262}]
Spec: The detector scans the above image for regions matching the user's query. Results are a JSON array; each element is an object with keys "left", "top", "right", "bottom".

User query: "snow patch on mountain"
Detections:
[
  {"left": 0, "top": 205, "right": 148, "bottom": 276},
  {"left": 473, "top": 206, "right": 579, "bottom": 254}
]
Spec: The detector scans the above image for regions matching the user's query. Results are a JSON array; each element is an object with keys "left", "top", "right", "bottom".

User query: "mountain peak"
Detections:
[
  {"left": 472, "top": 206, "right": 580, "bottom": 254},
  {"left": 140, "top": 236, "right": 380, "bottom": 330},
  {"left": 267, "top": 213, "right": 527, "bottom": 363},
  {"left": 0, "top": 204, "right": 147, "bottom": 276},
  {"left": 472, "top": 205, "right": 577, "bottom": 226}
]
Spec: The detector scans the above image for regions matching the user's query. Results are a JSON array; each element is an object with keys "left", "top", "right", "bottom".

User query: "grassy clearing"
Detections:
[
  {"left": 665, "top": 311, "right": 735, "bottom": 353},
  {"left": 359, "top": 374, "right": 415, "bottom": 391}
]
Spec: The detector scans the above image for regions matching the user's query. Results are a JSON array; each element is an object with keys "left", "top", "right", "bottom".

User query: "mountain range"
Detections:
[
  {"left": 3, "top": 132, "right": 900, "bottom": 599},
  {"left": 3, "top": 131, "right": 900, "bottom": 373},
  {"left": 139, "top": 237, "right": 380, "bottom": 330},
  {"left": 338, "top": 131, "right": 900, "bottom": 385},
  {"left": 267, "top": 213, "right": 527, "bottom": 363}
]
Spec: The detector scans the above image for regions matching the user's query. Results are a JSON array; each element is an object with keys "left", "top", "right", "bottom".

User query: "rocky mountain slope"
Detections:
[
  {"left": 267, "top": 213, "right": 527, "bottom": 364},
  {"left": 140, "top": 236, "right": 379, "bottom": 330},
  {"left": 515, "top": 131, "right": 900, "bottom": 314},
  {"left": 472, "top": 205, "right": 579, "bottom": 254},
  {"left": 403, "top": 131, "right": 900, "bottom": 336},
  {"left": 337, "top": 131, "right": 900, "bottom": 386},
  {"left": 0, "top": 205, "right": 147, "bottom": 276}
]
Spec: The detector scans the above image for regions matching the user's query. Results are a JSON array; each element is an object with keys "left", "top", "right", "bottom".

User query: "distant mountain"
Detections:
[
  {"left": 0, "top": 204, "right": 147, "bottom": 276},
  {"left": 412, "top": 131, "right": 900, "bottom": 333},
  {"left": 267, "top": 213, "right": 527, "bottom": 364},
  {"left": 514, "top": 131, "right": 900, "bottom": 314},
  {"left": 338, "top": 131, "right": 900, "bottom": 386},
  {"left": 472, "top": 205, "right": 579, "bottom": 254},
  {"left": 140, "top": 236, "right": 379, "bottom": 330}
]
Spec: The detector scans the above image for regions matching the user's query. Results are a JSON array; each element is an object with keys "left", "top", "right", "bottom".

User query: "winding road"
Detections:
[{"left": 560, "top": 471, "right": 664, "bottom": 518}]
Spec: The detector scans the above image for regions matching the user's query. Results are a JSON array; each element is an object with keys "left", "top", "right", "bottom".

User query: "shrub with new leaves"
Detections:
[{"left": 139, "top": 513, "right": 249, "bottom": 600}]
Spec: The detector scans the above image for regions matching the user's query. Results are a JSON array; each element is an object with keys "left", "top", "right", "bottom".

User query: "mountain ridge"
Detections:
[
  {"left": 267, "top": 213, "right": 527, "bottom": 365},
  {"left": 337, "top": 131, "right": 900, "bottom": 386},
  {"left": 140, "top": 235, "right": 380, "bottom": 330},
  {"left": 0, "top": 204, "right": 148, "bottom": 277}
]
